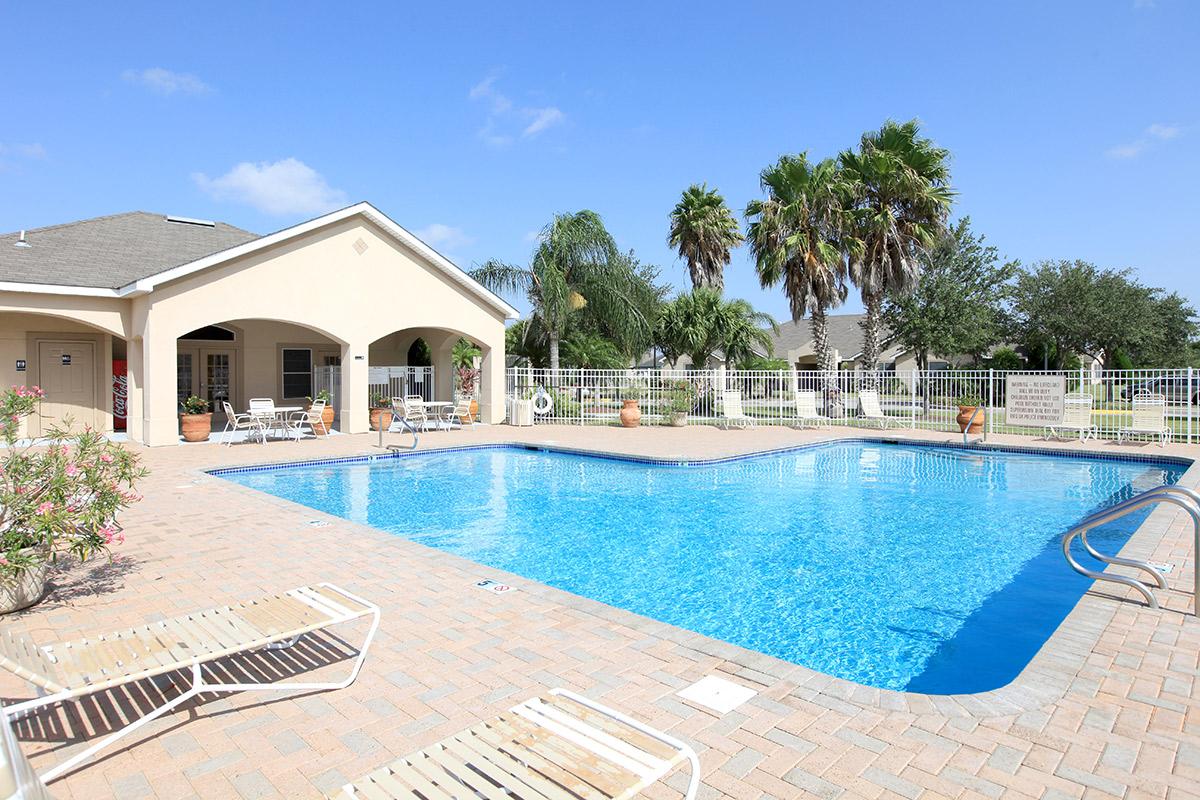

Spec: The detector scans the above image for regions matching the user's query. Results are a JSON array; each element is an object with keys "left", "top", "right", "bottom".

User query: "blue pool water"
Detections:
[{"left": 217, "top": 442, "right": 1185, "bottom": 693}]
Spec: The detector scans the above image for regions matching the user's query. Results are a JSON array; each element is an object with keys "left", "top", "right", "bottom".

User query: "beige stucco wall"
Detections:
[
  {"left": 0, "top": 309, "right": 119, "bottom": 437},
  {"left": 135, "top": 215, "right": 508, "bottom": 445}
]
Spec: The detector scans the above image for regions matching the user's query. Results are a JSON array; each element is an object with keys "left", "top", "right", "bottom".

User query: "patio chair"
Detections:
[
  {"left": 857, "top": 390, "right": 896, "bottom": 429},
  {"left": 248, "top": 397, "right": 287, "bottom": 440},
  {"left": 393, "top": 396, "right": 433, "bottom": 431},
  {"left": 331, "top": 688, "right": 699, "bottom": 800},
  {"left": 286, "top": 398, "right": 329, "bottom": 440},
  {"left": 1117, "top": 392, "right": 1172, "bottom": 446},
  {"left": 444, "top": 397, "right": 475, "bottom": 430},
  {"left": 720, "top": 391, "right": 756, "bottom": 429},
  {"left": 794, "top": 390, "right": 831, "bottom": 428},
  {"left": 0, "top": 583, "right": 380, "bottom": 783},
  {"left": 220, "top": 401, "right": 266, "bottom": 445},
  {"left": 1045, "top": 393, "right": 1097, "bottom": 442}
]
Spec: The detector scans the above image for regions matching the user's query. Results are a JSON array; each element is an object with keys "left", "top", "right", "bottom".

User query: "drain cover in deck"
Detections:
[{"left": 677, "top": 675, "right": 757, "bottom": 714}]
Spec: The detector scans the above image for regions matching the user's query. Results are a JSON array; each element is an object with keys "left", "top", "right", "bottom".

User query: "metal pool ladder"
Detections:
[
  {"left": 377, "top": 415, "right": 419, "bottom": 450},
  {"left": 1062, "top": 485, "right": 1200, "bottom": 613}
]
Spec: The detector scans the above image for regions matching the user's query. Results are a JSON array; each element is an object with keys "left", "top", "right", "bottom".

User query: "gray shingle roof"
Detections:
[
  {"left": 0, "top": 212, "right": 259, "bottom": 289},
  {"left": 766, "top": 314, "right": 895, "bottom": 359}
]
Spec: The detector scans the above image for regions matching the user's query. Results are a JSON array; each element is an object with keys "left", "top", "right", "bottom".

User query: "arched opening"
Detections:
[
  {"left": 0, "top": 310, "right": 128, "bottom": 438},
  {"left": 173, "top": 318, "right": 343, "bottom": 436},
  {"left": 406, "top": 338, "right": 432, "bottom": 367},
  {"left": 364, "top": 327, "right": 492, "bottom": 424}
]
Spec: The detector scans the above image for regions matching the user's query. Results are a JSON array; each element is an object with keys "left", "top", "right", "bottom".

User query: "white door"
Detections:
[
  {"left": 36, "top": 341, "right": 96, "bottom": 435},
  {"left": 200, "top": 349, "right": 237, "bottom": 423}
]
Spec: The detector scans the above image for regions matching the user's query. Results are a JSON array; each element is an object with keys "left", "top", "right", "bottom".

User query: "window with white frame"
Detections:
[{"left": 281, "top": 348, "right": 313, "bottom": 398}]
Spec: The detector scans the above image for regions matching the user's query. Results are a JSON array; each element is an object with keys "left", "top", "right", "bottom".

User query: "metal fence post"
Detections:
[
  {"left": 987, "top": 369, "right": 994, "bottom": 438},
  {"left": 1189, "top": 366, "right": 1194, "bottom": 445}
]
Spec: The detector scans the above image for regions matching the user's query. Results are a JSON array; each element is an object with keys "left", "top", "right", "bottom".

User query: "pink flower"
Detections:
[
  {"left": 0, "top": 556, "right": 8, "bottom": 565},
  {"left": 99, "top": 454, "right": 114, "bottom": 464},
  {"left": 115, "top": 532, "right": 125, "bottom": 545},
  {"left": 65, "top": 463, "right": 79, "bottom": 477},
  {"left": 36, "top": 501, "right": 53, "bottom": 515},
  {"left": 98, "top": 526, "right": 116, "bottom": 544}
]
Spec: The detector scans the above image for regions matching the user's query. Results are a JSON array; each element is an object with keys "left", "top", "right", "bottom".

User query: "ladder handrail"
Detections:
[
  {"left": 962, "top": 405, "right": 985, "bottom": 446},
  {"left": 1062, "top": 485, "right": 1200, "bottom": 615},
  {"left": 377, "top": 405, "right": 420, "bottom": 450}
]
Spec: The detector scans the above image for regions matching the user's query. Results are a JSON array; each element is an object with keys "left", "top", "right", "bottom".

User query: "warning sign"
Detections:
[{"left": 1005, "top": 375, "right": 1066, "bottom": 427}]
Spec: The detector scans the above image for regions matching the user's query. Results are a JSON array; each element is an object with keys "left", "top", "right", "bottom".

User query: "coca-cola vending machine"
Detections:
[{"left": 113, "top": 359, "right": 127, "bottom": 431}]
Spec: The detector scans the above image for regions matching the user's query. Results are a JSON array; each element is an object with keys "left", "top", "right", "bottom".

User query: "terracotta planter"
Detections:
[
  {"left": 469, "top": 398, "right": 479, "bottom": 423},
  {"left": 665, "top": 412, "right": 688, "bottom": 428},
  {"left": 0, "top": 549, "right": 48, "bottom": 614},
  {"left": 619, "top": 399, "right": 641, "bottom": 428},
  {"left": 956, "top": 405, "right": 985, "bottom": 434},
  {"left": 370, "top": 408, "right": 394, "bottom": 431},
  {"left": 180, "top": 412, "right": 212, "bottom": 442},
  {"left": 309, "top": 404, "right": 335, "bottom": 435}
]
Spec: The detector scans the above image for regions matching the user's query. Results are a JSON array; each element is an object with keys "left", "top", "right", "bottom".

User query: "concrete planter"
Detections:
[{"left": 0, "top": 549, "right": 48, "bottom": 615}]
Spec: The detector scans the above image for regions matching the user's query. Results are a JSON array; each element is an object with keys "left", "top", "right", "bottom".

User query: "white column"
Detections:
[{"left": 340, "top": 341, "right": 370, "bottom": 434}]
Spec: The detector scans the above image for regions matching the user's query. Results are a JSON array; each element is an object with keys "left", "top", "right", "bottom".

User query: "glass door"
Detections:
[{"left": 200, "top": 349, "right": 236, "bottom": 422}]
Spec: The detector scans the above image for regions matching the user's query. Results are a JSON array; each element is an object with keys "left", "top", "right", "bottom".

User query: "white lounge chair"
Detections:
[
  {"left": 1045, "top": 393, "right": 1097, "bottom": 442},
  {"left": 220, "top": 400, "right": 266, "bottom": 445},
  {"left": 444, "top": 396, "right": 475, "bottom": 430},
  {"left": 794, "top": 390, "right": 831, "bottom": 428},
  {"left": 0, "top": 583, "right": 379, "bottom": 783},
  {"left": 333, "top": 688, "right": 699, "bottom": 800},
  {"left": 1118, "top": 392, "right": 1172, "bottom": 446},
  {"left": 857, "top": 390, "right": 896, "bottom": 429},
  {"left": 248, "top": 397, "right": 287, "bottom": 440},
  {"left": 392, "top": 396, "right": 433, "bottom": 432},
  {"left": 720, "top": 391, "right": 756, "bottom": 429},
  {"left": 0, "top": 701, "right": 54, "bottom": 800}
]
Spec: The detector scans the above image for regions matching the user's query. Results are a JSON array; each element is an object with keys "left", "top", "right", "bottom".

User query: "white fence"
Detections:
[
  {"left": 314, "top": 366, "right": 435, "bottom": 423},
  {"left": 506, "top": 367, "right": 1200, "bottom": 443}
]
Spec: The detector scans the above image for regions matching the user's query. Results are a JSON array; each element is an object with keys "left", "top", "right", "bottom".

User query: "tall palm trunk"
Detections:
[
  {"left": 860, "top": 292, "right": 883, "bottom": 389},
  {"left": 811, "top": 306, "right": 842, "bottom": 417},
  {"left": 548, "top": 332, "right": 560, "bottom": 378}
]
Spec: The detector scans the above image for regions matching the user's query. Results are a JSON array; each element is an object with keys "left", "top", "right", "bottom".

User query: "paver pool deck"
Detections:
[{"left": 2, "top": 424, "right": 1198, "bottom": 799}]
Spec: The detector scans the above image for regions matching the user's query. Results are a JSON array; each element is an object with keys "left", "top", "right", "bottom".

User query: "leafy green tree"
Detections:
[
  {"left": 668, "top": 184, "right": 744, "bottom": 293},
  {"left": 839, "top": 119, "right": 954, "bottom": 376},
  {"left": 451, "top": 338, "right": 481, "bottom": 368},
  {"left": 738, "top": 355, "right": 790, "bottom": 371},
  {"left": 882, "top": 218, "right": 1016, "bottom": 371},
  {"left": 745, "top": 153, "right": 857, "bottom": 376},
  {"left": 560, "top": 332, "right": 627, "bottom": 369},
  {"left": 656, "top": 288, "right": 777, "bottom": 368},
  {"left": 471, "top": 211, "right": 652, "bottom": 374}
]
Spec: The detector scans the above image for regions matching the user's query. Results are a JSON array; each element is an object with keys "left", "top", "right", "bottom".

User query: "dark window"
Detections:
[
  {"left": 179, "top": 325, "right": 235, "bottom": 341},
  {"left": 281, "top": 348, "right": 312, "bottom": 398}
]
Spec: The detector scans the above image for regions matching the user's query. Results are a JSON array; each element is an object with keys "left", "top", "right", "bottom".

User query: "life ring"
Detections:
[{"left": 532, "top": 390, "right": 554, "bottom": 415}]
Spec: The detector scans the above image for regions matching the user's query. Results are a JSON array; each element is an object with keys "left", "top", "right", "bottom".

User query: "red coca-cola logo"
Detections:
[{"left": 112, "top": 360, "right": 128, "bottom": 431}]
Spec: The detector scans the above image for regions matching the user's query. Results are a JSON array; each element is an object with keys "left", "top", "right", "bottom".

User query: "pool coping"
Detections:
[{"left": 202, "top": 434, "right": 1198, "bottom": 719}]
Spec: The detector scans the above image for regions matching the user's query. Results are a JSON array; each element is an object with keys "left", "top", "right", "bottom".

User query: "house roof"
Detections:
[
  {"left": 0, "top": 203, "right": 519, "bottom": 318},
  {"left": 0, "top": 212, "right": 259, "bottom": 289},
  {"left": 766, "top": 314, "right": 897, "bottom": 361}
]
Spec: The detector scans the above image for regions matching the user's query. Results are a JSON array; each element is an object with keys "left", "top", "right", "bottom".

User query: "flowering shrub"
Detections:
[
  {"left": 455, "top": 366, "right": 479, "bottom": 397},
  {"left": 0, "top": 386, "right": 146, "bottom": 579}
]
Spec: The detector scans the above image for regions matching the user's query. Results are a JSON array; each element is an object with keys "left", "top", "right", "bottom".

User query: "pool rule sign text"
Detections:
[{"left": 1005, "top": 374, "right": 1066, "bottom": 427}]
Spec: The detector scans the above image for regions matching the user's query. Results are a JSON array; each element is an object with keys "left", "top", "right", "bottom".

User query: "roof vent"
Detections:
[
  {"left": 13, "top": 230, "right": 31, "bottom": 248},
  {"left": 164, "top": 215, "right": 216, "bottom": 228}
]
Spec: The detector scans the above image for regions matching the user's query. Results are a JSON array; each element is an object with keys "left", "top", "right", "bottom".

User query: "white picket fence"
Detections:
[{"left": 506, "top": 367, "right": 1200, "bottom": 443}]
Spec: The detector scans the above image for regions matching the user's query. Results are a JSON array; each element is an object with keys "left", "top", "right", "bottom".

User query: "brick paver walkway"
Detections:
[{"left": 2, "top": 425, "right": 1197, "bottom": 799}]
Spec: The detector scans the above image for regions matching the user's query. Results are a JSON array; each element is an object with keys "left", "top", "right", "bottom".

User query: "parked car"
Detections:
[{"left": 1120, "top": 376, "right": 1200, "bottom": 404}]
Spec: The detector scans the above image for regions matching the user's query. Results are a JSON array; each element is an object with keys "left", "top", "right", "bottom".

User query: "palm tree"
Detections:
[
  {"left": 471, "top": 211, "right": 652, "bottom": 374},
  {"left": 839, "top": 120, "right": 953, "bottom": 380},
  {"left": 668, "top": 184, "right": 744, "bottom": 293},
  {"left": 745, "top": 154, "right": 858, "bottom": 379},
  {"left": 656, "top": 288, "right": 777, "bottom": 369}
]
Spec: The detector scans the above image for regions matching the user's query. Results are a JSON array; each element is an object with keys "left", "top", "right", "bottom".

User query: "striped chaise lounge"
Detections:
[
  {"left": 0, "top": 583, "right": 379, "bottom": 783},
  {"left": 332, "top": 688, "right": 700, "bottom": 799}
]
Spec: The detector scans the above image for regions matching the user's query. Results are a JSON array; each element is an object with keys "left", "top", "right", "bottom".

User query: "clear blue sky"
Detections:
[{"left": 1, "top": 1, "right": 1195, "bottom": 321}]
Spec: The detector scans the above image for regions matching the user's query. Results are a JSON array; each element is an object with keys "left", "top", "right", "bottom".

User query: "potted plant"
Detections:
[
  {"left": 369, "top": 394, "right": 393, "bottom": 431},
  {"left": 0, "top": 386, "right": 145, "bottom": 614},
  {"left": 455, "top": 365, "right": 480, "bottom": 422},
  {"left": 663, "top": 380, "right": 697, "bottom": 427},
  {"left": 955, "top": 393, "right": 986, "bottom": 433},
  {"left": 306, "top": 389, "right": 335, "bottom": 436},
  {"left": 619, "top": 381, "right": 645, "bottom": 428},
  {"left": 179, "top": 395, "right": 212, "bottom": 442}
]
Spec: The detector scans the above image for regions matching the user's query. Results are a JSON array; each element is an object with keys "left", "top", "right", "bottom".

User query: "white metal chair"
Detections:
[
  {"left": 794, "top": 390, "right": 831, "bottom": 428},
  {"left": 333, "top": 688, "right": 699, "bottom": 800},
  {"left": 248, "top": 397, "right": 285, "bottom": 440},
  {"left": 220, "top": 401, "right": 266, "bottom": 445},
  {"left": 1045, "top": 393, "right": 1097, "bottom": 442},
  {"left": 286, "top": 398, "right": 328, "bottom": 440},
  {"left": 0, "top": 583, "right": 380, "bottom": 784},
  {"left": 1118, "top": 392, "right": 1172, "bottom": 446},
  {"left": 393, "top": 396, "right": 432, "bottom": 431},
  {"left": 444, "top": 396, "right": 475, "bottom": 430},
  {"left": 857, "top": 390, "right": 896, "bottom": 429},
  {"left": 720, "top": 391, "right": 756, "bottom": 429}
]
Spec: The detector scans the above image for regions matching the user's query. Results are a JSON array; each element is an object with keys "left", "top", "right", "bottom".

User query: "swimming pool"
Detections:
[{"left": 216, "top": 442, "right": 1185, "bottom": 693}]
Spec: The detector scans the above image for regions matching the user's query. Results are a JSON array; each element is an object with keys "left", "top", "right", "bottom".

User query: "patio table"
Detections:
[
  {"left": 248, "top": 406, "right": 304, "bottom": 441},
  {"left": 422, "top": 400, "right": 455, "bottom": 430}
]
